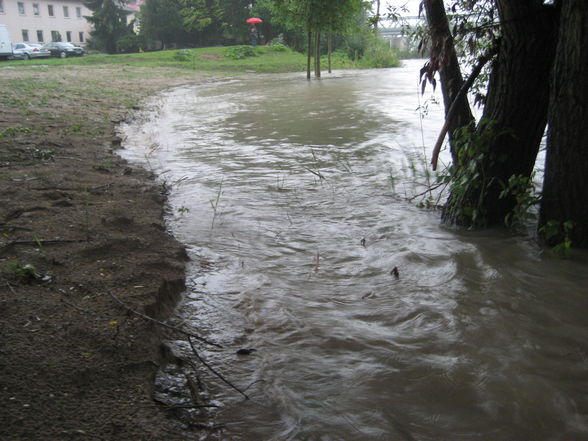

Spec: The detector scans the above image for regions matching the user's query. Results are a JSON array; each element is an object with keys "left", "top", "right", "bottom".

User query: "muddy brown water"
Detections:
[{"left": 120, "top": 60, "right": 588, "bottom": 441}]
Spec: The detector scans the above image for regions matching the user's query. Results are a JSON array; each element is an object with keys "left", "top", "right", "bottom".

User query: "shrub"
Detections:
[
  {"left": 116, "top": 34, "right": 141, "bottom": 54},
  {"left": 225, "top": 45, "right": 257, "bottom": 60},
  {"left": 357, "top": 37, "right": 400, "bottom": 68},
  {"left": 269, "top": 42, "right": 288, "bottom": 52},
  {"left": 174, "top": 49, "right": 197, "bottom": 61}
]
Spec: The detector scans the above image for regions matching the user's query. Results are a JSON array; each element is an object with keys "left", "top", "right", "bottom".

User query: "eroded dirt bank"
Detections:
[{"left": 0, "top": 65, "right": 216, "bottom": 440}]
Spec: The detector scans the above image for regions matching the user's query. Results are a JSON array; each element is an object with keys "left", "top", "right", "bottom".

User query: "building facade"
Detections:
[{"left": 0, "top": 0, "right": 92, "bottom": 46}]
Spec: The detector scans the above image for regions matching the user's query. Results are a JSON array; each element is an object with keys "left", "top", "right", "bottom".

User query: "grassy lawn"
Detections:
[{"left": 1, "top": 45, "right": 358, "bottom": 74}]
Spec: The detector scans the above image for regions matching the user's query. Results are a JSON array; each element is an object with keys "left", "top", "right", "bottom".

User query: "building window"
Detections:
[
  {"left": 37, "top": 30, "right": 44, "bottom": 42},
  {"left": 76, "top": 6, "right": 81, "bottom": 18},
  {"left": 79, "top": 32, "right": 84, "bottom": 43},
  {"left": 22, "top": 30, "right": 29, "bottom": 42},
  {"left": 0, "top": 0, "right": 5, "bottom": 14},
  {"left": 63, "top": 6, "right": 69, "bottom": 18},
  {"left": 51, "top": 30, "right": 61, "bottom": 41},
  {"left": 33, "top": 3, "right": 39, "bottom": 15},
  {"left": 66, "top": 31, "right": 72, "bottom": 42},
  {"left": 18, "top": 2, "right": 25, "bottom": 14},
  {"left": 48, "top": 4, "right": 54, "bottom": 16}
]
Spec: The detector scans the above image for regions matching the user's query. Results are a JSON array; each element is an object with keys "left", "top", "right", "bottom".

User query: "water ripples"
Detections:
[{"left": 120, "top": 61, "right": 588, "bottom": 441}]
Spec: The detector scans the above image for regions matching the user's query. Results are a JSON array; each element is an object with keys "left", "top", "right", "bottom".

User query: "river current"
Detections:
[{"left": 120, "top": 60, "right": 588, "bottom": 441}]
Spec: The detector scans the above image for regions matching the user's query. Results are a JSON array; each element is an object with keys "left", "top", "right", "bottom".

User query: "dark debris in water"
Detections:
[{"left": 391, "top": 266, "right": 400, "bottom": 279}]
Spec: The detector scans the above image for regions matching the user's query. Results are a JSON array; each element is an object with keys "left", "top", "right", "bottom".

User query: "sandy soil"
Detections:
[{"left": 0, "top": 64, "right": 217, "bottom": 440}]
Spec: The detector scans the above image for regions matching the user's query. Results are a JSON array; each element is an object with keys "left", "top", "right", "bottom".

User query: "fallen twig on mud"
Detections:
[
  {"left": 58, "top": 297, "right": 94, "bottom": 314},
  {"left": 153, "top": 398, "right": 220, "bottom": 409},
  {"left": 107, "top": 288, "right": 222, "bottom": 349},
  {"left": 0, "top": 238, "right": 88, "bottom": 250},
  {"left": 187, "top": 336, "right": 249, "bottom": 400},
  {"left": 108, "top": 288, "right": 254, "bottom": 401},
  {"left": 5, "top": 282, "right": 18, "bottom": 296}
]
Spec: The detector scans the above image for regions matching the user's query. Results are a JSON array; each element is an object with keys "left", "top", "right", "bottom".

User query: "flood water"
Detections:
[{"left": 120, "top": 60, "right": 588, "bottom": 441}]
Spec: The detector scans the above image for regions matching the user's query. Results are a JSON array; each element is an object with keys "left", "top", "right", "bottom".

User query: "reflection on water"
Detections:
[{"left": 120, "top": 61, "right": 588, "bottom": 441}]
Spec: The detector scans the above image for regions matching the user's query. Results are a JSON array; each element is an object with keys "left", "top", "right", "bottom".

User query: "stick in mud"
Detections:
[{"left": 107, "top": 288, "right": 222, "bottom": 349}]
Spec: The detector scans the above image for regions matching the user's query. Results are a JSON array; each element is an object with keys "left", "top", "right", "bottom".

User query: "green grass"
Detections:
[
  {"left": 2, "top": 46, "right": 308, "bottom": 73},
  {"left": 2, "top": 45, "right": 397, "bottom": 74}
]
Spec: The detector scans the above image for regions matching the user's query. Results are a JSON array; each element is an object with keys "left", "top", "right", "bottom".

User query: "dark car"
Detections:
[{"left": 43, "top": 42, "right": 85, "bottom": 58}]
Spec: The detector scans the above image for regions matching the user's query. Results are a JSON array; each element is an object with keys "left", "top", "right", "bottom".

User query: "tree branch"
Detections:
[
  {"left": 431, "top": 44, "right": 499, "bottom": 170},
  {"left": 187, "top": 336, "right": 249, "bottom": 400},
  {"left": 107, "top": 288, "right": 222, "bottom": 349}
]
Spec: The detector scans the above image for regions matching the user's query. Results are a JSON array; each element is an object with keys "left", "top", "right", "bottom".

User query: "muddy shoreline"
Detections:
[{"left": 0, "top": 65, "right": 219, "bottom": 440}]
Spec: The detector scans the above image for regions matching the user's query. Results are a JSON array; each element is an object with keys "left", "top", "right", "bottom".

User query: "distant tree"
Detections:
[
  {"left": 85, "top": 0, "right": 132, "bottom": 53},
  {"left": 264, "top": 0, "right": 367, "bottom": 78},
  {"left": 218, "top": 0, "right": 252, "bottom": 44},
  {"left": 139, "top": 0, "right": 184, "bottom": 48},
  {"left": 180, "top": 0, "right": 224, "bottom": 45},
  {"left": 252, "top": 0, "right": 306, "bottom": 49}
]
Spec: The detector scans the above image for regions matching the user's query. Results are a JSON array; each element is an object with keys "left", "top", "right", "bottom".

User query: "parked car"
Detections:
[
  {"left": 12, "top": 43, "right": 51, "bottom": 60},
  {"left": 43, "top": 42, "right": 85, "bottom": 58}
]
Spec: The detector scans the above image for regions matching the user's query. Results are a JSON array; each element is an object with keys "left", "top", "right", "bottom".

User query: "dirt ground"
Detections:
[{"left": 0, "top": 64, "right": 219, "bottom": 440}]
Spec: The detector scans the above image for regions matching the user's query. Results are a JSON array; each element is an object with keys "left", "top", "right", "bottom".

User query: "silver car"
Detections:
[{"left": 12, "top": 43, "right": 51, "bottom": 60}]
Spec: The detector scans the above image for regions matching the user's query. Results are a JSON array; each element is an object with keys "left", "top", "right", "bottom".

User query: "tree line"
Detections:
[{"left": 83, "top": 0, "right": 386, "bottom": 59}]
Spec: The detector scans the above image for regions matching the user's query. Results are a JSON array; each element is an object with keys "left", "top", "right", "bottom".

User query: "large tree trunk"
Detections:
[
  {"left": 478, "top": 0, "right": 557, "bottom": 225},
  {"left": 422, "top": 0, "right": 474, "bottom": 163},
  {"left": 445, "top": 0, "right": 557, "bottom": 226},
  {"left": 540, "top": 0, "right": 588, "bottom": 247}
]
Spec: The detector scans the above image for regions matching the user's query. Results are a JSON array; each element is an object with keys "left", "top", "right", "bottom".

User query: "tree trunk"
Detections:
[
  {"left": 469, "top": 0, "right": 558, "bottom": 225},
  {"left": 540, "top": 0, "right": 588, "bottom": 247},
  {"left": 315, "top": 31, "right": 321, "bottom": 78},
  {"left": 328, "top": 33, "right": 332, "bottom": 74},
  {"left": 422, "top": 0, "right": 474, "bottom": 163},
  {"left": 441, "top": 0, "right": 558, "bottom": 227},
  {"left": 375, "top": 0, "right": 381, "bottom": 30},
  {"left": 307, "top": 31, "right": 312, "bottom": 80}
]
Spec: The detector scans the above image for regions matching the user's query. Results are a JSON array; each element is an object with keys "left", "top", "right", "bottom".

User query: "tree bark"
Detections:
[
  {"left": 473, "top": 0, "right": 557, "bottom": 225},
  {"left": 540, "top": 0, "right": 588, "bottom": 247}
]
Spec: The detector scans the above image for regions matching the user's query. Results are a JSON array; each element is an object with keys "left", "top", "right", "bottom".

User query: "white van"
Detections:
[{"left": 0, "top": 25, "right": 13, "bottom": 60}]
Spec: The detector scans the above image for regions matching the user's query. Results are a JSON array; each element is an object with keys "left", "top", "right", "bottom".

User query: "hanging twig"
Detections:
[
  {"left": 407, "top": 182, "right": 447, "bottom": 203},
  {"left": 107, "top": 288, "right": 222, "bottom": 349},
  {"left": 431, "top": 45, "right": 499, "bottom": 170},
  {"left": 187, "top": 336, "right": 249, "bottom": 400}
]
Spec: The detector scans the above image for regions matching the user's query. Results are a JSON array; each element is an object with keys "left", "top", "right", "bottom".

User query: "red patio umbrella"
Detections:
[{"left": 246, "top": 17, "right": 263, "bottom": 24}]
